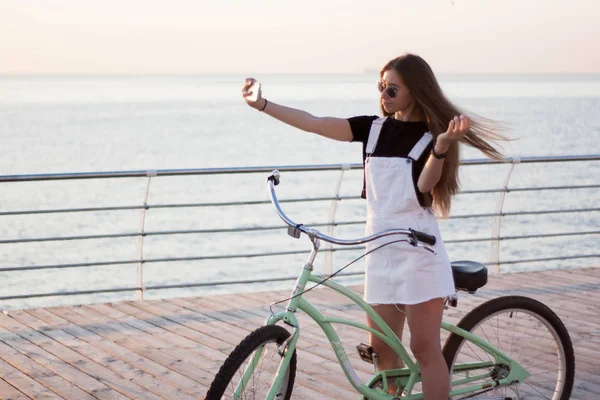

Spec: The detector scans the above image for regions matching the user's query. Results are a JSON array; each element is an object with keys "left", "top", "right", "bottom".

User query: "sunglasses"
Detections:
[{"left": 377, "top": 81, "right": 399, "bottom": 98}]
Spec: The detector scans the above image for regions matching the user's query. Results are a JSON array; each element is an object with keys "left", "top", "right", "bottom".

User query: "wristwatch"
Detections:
[{"left": 432, "top": 147, "right": 448, "bottom": 159}]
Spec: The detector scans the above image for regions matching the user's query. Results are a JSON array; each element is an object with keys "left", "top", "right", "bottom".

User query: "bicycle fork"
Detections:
[
  {"left": 234, "top": 325, "right": 299, "bottom": 400},
  {"left": 269, "top": 327, "right": 299, "bottom": 400}
]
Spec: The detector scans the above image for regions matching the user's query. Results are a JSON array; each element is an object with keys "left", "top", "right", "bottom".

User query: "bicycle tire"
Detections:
[
  {"left": 442, "top": 295, "right": 574, "bottom": 400},
  {"left": 205, "top": 325, "right": 297, "bottom": 400}
]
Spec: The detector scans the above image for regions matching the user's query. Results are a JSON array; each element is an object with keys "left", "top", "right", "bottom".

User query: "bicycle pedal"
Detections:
[{"left": 356, "top": 342, "right": 375, "bottom": 364}]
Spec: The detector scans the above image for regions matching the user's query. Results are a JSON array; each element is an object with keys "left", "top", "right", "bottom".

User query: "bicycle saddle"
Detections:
[{"left": 450, "top": 261, "right": 488, "bottom": 293}]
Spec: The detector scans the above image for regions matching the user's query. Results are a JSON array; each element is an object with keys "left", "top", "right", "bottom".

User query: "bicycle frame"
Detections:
[{"left": 237, "top": 253, "right": 531, "bottom": 399}]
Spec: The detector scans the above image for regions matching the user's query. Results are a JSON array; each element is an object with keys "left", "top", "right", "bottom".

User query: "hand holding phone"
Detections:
[{"left": 246, "top": 81, "right": 262, "bottom": 103}]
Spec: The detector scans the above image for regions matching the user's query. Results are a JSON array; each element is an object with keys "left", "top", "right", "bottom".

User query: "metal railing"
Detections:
[{"left": 0, "top": 155, "right": 598, "bottom": 307}]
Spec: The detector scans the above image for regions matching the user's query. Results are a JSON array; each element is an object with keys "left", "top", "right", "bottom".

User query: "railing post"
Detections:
[
  {"left": 136, "top": 170, "right": 156, "bottom": 300},
  {"left": 488, "top": 157, "right": 520, "bottom": 274},
  {"left": 324, "top": 164, "right": 351, "bottom": 275}
]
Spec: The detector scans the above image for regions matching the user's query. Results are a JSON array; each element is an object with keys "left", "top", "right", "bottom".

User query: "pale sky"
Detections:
[{"left": 1, "top": 0, "right": 599, "bottom": 74}]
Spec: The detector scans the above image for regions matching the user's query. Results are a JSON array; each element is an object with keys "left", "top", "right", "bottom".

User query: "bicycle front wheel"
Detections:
[
  {"left": 442, "top": 296, "right": 574, "bottom": 400},
  {"left": 205, "top": 325, "right": 297, "bottom": 400}
]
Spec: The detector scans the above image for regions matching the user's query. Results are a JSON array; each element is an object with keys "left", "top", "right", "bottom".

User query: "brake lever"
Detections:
[{"left": 416, "top": 243, "right": 437, "bottom": 255}]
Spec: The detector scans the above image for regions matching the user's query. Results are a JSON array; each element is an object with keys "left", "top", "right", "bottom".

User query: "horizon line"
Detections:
[{"left": 1, "top": 71, "right": 599, "bottom": 76}]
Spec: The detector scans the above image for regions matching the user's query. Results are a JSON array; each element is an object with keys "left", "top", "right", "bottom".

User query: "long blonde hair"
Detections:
[{"left": 380, "top": 54, "right": 507, "bottom": 217}]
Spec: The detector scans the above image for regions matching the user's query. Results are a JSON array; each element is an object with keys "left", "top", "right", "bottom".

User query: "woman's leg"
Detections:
[
  {"left": 367, "top": 304, "right": 406, "bottom": 393},
  {"left": 405, "top": 297, "right": 449, "bottom": 400}
]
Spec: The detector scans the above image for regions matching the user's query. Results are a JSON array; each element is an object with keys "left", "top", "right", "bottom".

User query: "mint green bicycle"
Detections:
[{"left": 206, "top": 171, "right": 574, "bottom": 400}]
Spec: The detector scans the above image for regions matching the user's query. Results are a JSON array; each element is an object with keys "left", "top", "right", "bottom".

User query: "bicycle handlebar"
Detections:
[{"left": 267, "top": 170, "right": 436, "bottom": 248}]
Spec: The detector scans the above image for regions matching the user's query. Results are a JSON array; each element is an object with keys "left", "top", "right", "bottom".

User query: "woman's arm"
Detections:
[
  {"left": 418, "top": 115, "right": 470, "bottom": 192},
  {"left": 261, "top": 100, "right": 353, "bottom": 142},
  {"left": 243, "top": 79, "right": 353, "bottom": 142}
]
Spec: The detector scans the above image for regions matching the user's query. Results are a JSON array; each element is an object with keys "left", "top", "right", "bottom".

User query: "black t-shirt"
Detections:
[{"left": 348, "top": 115, "right": 433, "bottom": 207}]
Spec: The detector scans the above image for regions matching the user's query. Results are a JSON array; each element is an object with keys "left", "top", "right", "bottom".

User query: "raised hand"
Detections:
[
  {"left": 437, "top": 115, "right": 471, "bottom": 150},
  {"left": 241, "top": 77, "right": 266, "bottom": 110}
]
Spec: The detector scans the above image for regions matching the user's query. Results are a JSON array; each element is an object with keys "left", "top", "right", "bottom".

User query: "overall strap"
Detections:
[
  {"left": 408, "top": 132, "right": 433, "bottom": 161},
  {"left": 365, "top": 117, "right": 387, "bottom": 155}
]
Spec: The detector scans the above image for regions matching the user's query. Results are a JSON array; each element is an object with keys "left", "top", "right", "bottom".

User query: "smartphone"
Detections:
[{"left": 247, "top": 81, "right": 262, "bottom": 102}]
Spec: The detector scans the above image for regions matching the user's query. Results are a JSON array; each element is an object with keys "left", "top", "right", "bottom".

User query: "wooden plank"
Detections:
[
  {"left": 44, "top": 305, "right": 206, "bottom": 399},
  {"left": 0, "top": 313, "right": 126, "bottom": 400},
  {"left": 0, "top": 376, "right": 32, "bottom": 400},
  {"left": 84, "top": 302, "right": 228, "bottom": 379},
  {"left": 20, "top": 308, "right": 174, "bottom": 400},
  {"left": 92, "top": 302, "right": 227, "bottom": 351},
  {"left": 0, "top": 358, "right": 60, "bottom": 400},
  {"left": 16, "top": 308, "right": 206, "bottom": 397},
  {"left": 0, "top": 337, "right": 95, "bottom": 400},
  {"left": 93, "top": 302, "right": 226, "bottom": 350},
  {"left": 497, "top": 271, "right": 600, "bottom": 306}
]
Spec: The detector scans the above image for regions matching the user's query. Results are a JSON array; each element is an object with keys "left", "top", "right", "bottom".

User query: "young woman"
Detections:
[{"left": 242, "top": 53, "right": 504, "bottom": 400}]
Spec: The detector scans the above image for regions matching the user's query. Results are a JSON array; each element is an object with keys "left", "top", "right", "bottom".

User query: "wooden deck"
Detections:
[{"left": 0, "top": 267, "right": 599, "bottom": 399}]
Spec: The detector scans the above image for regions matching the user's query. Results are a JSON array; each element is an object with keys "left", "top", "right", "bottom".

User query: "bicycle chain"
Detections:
[
  {"left": 451, "top": 363, "right": 518, "bottom": 400},
  {"left": 455, "top": 382, "right": 519, "bottom": 400},
  {"left": 453, "top": 362, "right": 502, "bottom": 373},
  {"left": 455, "top": 386, "right": 494, "bottom": 399}
]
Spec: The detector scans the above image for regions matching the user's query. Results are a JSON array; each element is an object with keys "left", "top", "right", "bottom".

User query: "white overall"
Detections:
[{"left": 364, "top": 117, "right": 455, "bottom": 305}]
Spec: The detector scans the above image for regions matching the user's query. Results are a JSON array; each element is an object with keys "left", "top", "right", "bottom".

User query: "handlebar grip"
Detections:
[
  {"left": 411, "top": 229, "right": 436, "bottom": 246},
  {"left": 267, "top": 170, "right": 280, "bottom": 186}
]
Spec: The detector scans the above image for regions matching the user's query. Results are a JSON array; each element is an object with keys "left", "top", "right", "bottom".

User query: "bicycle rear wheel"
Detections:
[
  {"left": 442, "top": 296, "right": 574, "bottom": 400},
  {"left": 205, "top": 325, "right": 297, "bottom": 400}
]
